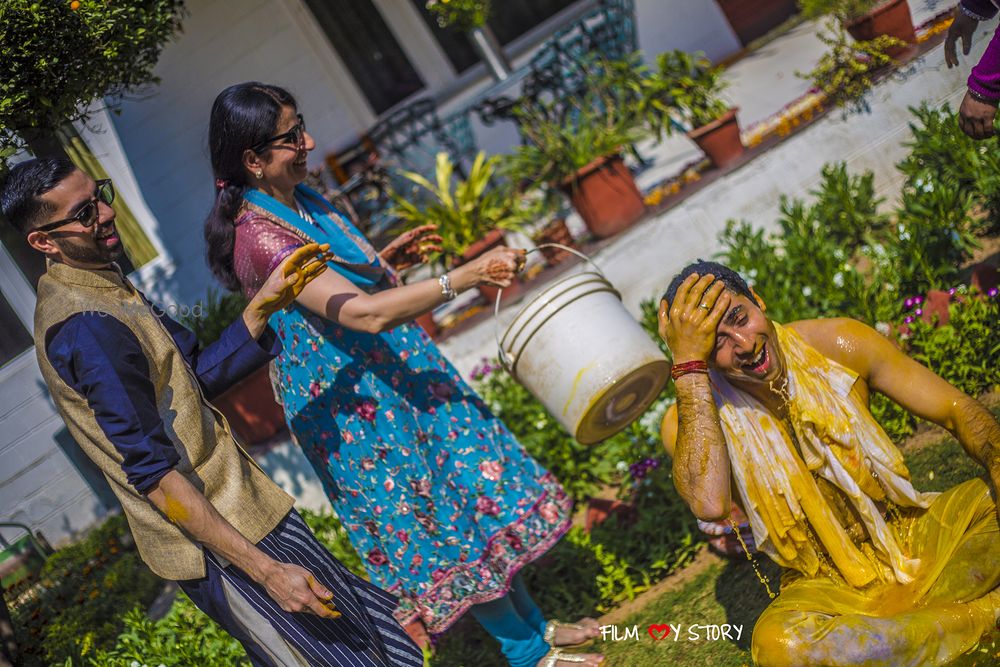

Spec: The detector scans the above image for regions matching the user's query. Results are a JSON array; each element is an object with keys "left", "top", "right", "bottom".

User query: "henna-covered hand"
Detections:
[
  {"left": 658, "top": 273, "right": 731, "bottom": 364},
  {"left": 379, "top": 224, "right": 444, "bottom": 271}
]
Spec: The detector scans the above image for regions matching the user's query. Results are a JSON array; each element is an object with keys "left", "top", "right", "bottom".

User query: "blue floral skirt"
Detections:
[{"left": 273, "top": 306, "right": 573, "bottom": 633}]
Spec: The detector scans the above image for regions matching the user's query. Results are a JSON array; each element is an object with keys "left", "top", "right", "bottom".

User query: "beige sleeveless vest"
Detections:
[{"left": 33, "top": 262, "right": 293, "bottom": 580}]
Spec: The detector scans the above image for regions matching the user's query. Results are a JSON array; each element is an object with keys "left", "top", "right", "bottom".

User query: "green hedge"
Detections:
[{"left": 7, "top": 515, "right": 162, "bottom": 666}]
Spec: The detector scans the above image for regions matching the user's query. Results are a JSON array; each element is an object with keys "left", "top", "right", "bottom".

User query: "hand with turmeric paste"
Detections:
[
  {"left": 658, "top": 272, "right": 731, "bottom": 363},
  {"left": 262, "top": 565, "right": 341, "bottom": 620},
  {"left": 243, "top": 243, "right": 330, "bottom": 337},
  {"left": 149, "top": 470, "right": 342, "bottom": 619},
  {"left": 658, "top": 273, "right": 734, "bottom": 521}
]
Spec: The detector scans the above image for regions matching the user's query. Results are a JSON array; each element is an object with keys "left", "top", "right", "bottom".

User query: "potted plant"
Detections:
[
  {"left": 181, "top": 288, "right": 286, "bottom": 445},
  {"left": 392, "top": 151, "right": 538, "bottom": 303},
  {"left": 533, "top": 216, "right": 578, "bottom": 266},
  {"left": 503, "top": 96, "right": 647, "bottom": 239},
  {"left": 425, "top": 0, "right": 511, "bottom": 81},
  {"left": 650, "top": 50, "right": 744, "bottom": 169},
  {"left": 797, "top": 25, "right": 903, "bottom": 111},
  {"left": 526, "top": 190, "right": 577, "bottom": 266},
  {"left": 799, "top": 0, "right": 915, "bottom": 54}
]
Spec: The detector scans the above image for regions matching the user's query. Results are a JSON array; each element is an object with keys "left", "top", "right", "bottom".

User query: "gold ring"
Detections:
[{"left": 698, "top": 303, "right": 710, "bottom": 309}]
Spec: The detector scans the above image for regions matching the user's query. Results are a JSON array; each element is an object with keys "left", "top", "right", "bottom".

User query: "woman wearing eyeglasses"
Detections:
[{"left": 203, "top": 82, "right": 603, "bottom": 667}]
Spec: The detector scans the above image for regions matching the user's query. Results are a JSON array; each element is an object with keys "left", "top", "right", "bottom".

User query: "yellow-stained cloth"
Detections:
[{"left": 710, "top": 323, "right": 999, "bottom": 666}]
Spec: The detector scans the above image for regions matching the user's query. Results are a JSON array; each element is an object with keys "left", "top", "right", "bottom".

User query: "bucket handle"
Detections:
[{"left": 494, "top": 243, "right": 603, "bottom": 371}]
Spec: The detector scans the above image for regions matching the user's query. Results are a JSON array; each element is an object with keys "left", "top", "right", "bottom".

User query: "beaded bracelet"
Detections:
[
  {"left": 671, "top": 359, "right": 709, "bottom": 380},
  {"left": 968, "top": 88, "right": 1000, "bottom": 107}
]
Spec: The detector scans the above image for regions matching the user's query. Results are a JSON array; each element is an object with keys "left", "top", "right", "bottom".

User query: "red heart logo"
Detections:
[{"left": 647, "top": 624, "right": 671, "bottom": 641}]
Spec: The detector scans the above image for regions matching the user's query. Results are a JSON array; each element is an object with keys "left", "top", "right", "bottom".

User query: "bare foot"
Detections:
[
  {"left": 537, "top": 651, "right": 604, "bottom": 667},
  {"left": 551, "top": 617, "right": 601, "bottom": 646}
]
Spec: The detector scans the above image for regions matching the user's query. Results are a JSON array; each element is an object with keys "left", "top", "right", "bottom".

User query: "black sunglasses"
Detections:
[
  {"left": 35, "top": 179, "right": 115, "bottom": 233},
  {"left": 251, "top": 114, "right": 306, "bottom": 153}
]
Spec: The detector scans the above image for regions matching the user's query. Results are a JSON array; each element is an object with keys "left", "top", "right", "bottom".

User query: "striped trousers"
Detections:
[{"left": 180, "top": 510, "right": 424, "bottom": 667}]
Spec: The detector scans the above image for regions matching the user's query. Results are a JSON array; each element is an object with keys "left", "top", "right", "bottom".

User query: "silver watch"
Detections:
[{"left": 438, "top": 273, "right": 457, "bottom": 301}]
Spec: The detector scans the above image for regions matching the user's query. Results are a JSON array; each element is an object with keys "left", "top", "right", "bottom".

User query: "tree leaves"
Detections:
[{"left": 0, "top": 0, "right": 186, "bottom": 158}]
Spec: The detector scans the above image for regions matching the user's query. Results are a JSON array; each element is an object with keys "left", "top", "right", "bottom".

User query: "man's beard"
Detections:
[{"left": 56, "top": 237, "right": 123, "bottom": 266}]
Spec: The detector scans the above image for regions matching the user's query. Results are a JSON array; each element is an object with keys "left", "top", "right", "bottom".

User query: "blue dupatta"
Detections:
[{"left": 242, "top": 184, "right": 387, "bottom": 288}]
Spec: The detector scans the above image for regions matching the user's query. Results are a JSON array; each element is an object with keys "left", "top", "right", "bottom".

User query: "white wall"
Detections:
[
  {"left": 635, "top": 0, "right": 741, "bottom": 63},
  {"left": 0, "top": 353, "right": 115, "bottom": 548}
]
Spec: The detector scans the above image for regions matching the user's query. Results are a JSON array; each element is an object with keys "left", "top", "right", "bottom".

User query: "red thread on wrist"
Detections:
[{"left": 671, "top": 360, "right": 709, "bottom": 381}]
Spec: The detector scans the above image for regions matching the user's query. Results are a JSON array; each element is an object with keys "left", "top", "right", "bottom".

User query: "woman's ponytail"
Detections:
[{"left": 203, "top": 82, "right": 297, "bottom": 292}]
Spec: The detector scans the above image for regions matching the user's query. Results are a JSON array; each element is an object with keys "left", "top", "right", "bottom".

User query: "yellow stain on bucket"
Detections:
[{"left": 563, "top": 363, "right": 594, "bottom": 416}]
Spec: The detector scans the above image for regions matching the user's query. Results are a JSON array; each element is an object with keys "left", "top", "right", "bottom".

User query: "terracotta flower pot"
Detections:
[
  {"left": 584, "top": 497, "right": 637, "bottom": 534},
  {"left": 533, "top": 218, "right": 577, "bottom": 266},
  {"left": 413, "top": 311, "right": 439, "bottom": 338},
  {"left": 212, "top": 365, "right": 286, "bottom": 445},
  {"left": 844, "top": 0, "right": 916, "bottom": 56},
  {"left": 716, "top": 0, "right": 800, "bottom": 45},
  {"left": 687, "top": 108, "right": 745, "bottom": 169},
  {"left": 459, "top": 228, "right": 506, "bottom": 264},
  {"left": 560, "top": 155, "right": 646, "bottom": 239},
  {"left": 458, "top": 229, "right": 520, "bottom": 304}
]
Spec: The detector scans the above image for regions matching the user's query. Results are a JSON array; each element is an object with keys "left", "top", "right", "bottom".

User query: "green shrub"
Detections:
[
  {"left": 872, "top": 293, "right": 1000, "bottom": 440},
  {"left": 889, "top": 179, "right": 979, "bottom": 298},
  {"left": 9, "top": 515, "right": 163, "bottom": 666},
  {"left": 718, "top": 146, "right": 985, "bottom": 329},
  {"left": 84, "top": 595, "right": 248, "bottom": 666},
  {"left": 718, "top": 201, "right": 873, "bottom": 324},
  {"left": 179, "top": 287, "right": 248, "bottom": 348},
  {"left": 717, "top": 161, "right": 899, "bottom": 326},
  {"left": 897, "top": 103, "right": 1000, "bottom": 234},
  {"left": 798, "top": 25, "right": 902, "bottom": 112},
  {"left": 647, "top": 49, "right": 730, "bottom": 129},
  {"left": 0, "top": 0, "right": 185, "bottom": 160},
  {"left": 472, "top": 363, "right": 649, "bottom": 501},
  {"left": 811, "top": 162, "right": 889, "bottom": 248}
]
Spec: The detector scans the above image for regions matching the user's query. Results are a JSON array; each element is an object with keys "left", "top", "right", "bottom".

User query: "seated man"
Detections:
[
  {"left": 0, "top": 158, "right": 423, "bottom": 666},
  {"left": 658, "top": 261, "right": 1000, "bottom": 666}
]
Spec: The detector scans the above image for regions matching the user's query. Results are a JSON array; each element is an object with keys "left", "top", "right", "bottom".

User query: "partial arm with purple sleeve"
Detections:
[{"left": 963, "top": 0, "right": 1000, "bottom": 102}]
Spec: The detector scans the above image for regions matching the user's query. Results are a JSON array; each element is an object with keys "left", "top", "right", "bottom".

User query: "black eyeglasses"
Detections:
[
  {"left": 251, "top": 114, "right": 306, "bottom": 153},
  {"left": 35, "top": 179, "right": 115, "bottom": 233}
]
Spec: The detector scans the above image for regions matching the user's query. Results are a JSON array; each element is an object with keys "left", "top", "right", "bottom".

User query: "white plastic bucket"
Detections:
[{"left": 496, "top": 246, "right": 670, "bottom": 444}]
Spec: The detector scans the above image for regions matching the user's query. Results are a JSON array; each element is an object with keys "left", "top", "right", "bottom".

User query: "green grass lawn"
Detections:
[{"left": 597, "top": 558, "right": 777, "bottom": 667}]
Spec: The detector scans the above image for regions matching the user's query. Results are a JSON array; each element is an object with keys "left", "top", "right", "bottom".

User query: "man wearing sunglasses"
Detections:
[{"left": 0, "top": 159, "right": 421, "bottom": 665}]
